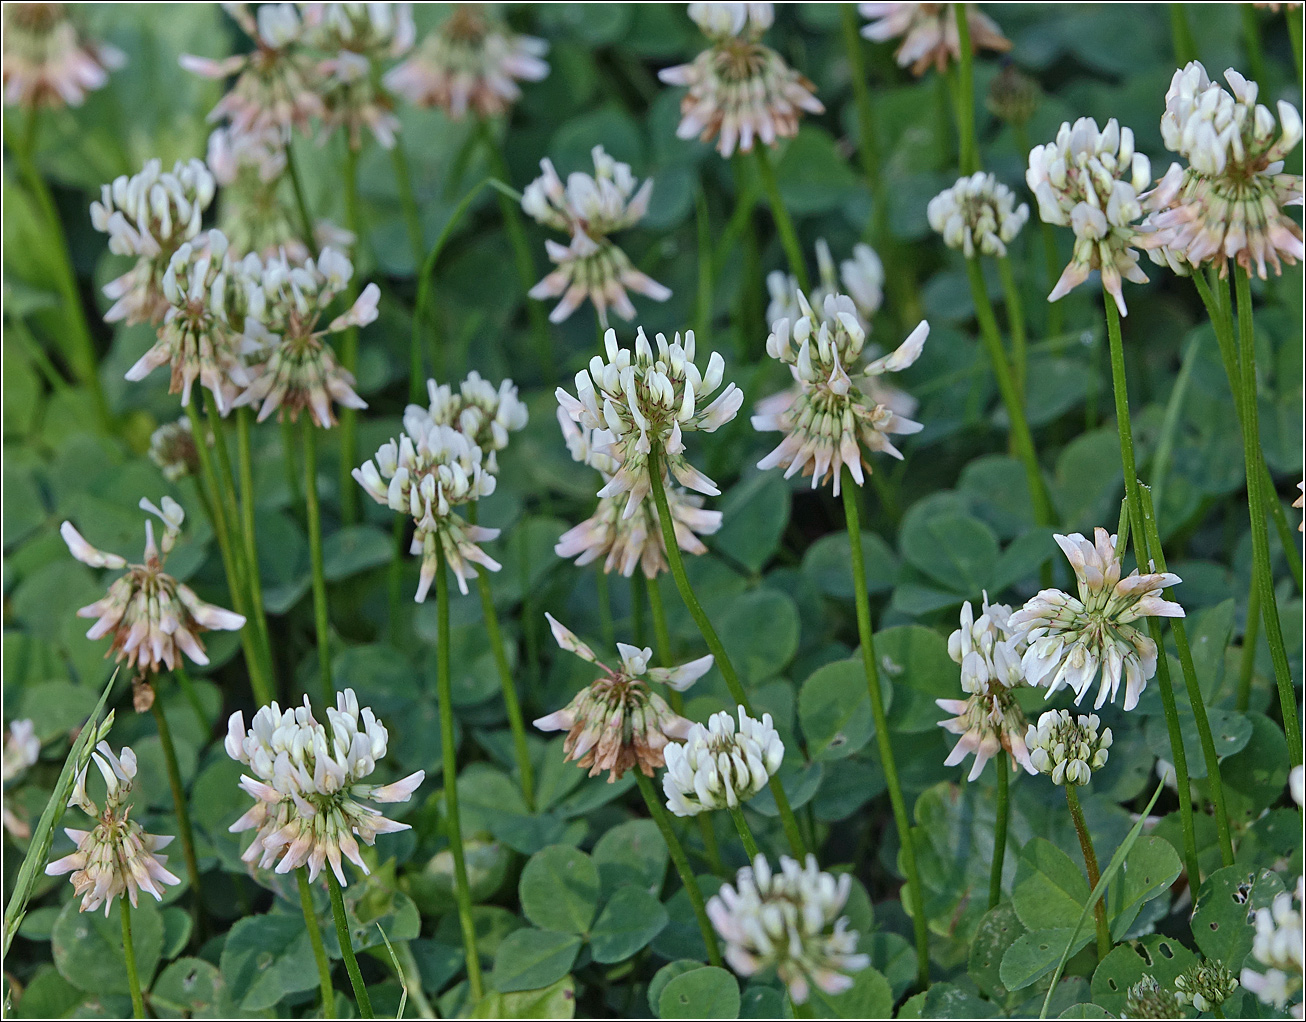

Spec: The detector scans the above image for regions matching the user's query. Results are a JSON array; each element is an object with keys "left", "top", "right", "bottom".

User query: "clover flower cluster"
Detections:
[
  {"left": 403, "top": 372, "right": 528, "bottom": 475},
  {"left": 148, "top": 418, "right": 202, "bottom": 482},
  {"left": 938, "top": 597, "right": 1036, "bottom": 781},
  {"left": 354, "top": 419, "right": 500, "bottom": 599},
  {"left": 45, "top": 743, "right": 180, "bottom": 915},
  {"left": 533, "top": 614, "right": 710, "bottom": 782},
  {"left": 707, "top": 854, "right": 870, "bottom": 1004},
  {"left": 89, "top": 157, "right": 217, "bottom": 325},
  {"left": 859, "top": 3, "right": 1010, "bottom": 76},
  {"left": 1242, "top": 770, "right": 1305, "bottom": 1018},
  {"left": 3, "top": 719, "right": 41, "bottom": 839},
  {"left": 1174, "top": 961, "right": 1239, "bottom": 1014},
  {"left": 1027, "top": 117, "right": 1153, "bottom": 315},
  {"left": 765, "top": 239, "right": 885, "bottom": 332},
  {"left": 659, "top": 2, "right": 823, "bottom": 158},
  {"left": 1123, "top": 976, "right": 1183, "bottom": 1019},
  {"left": 1143, "top": 61, "right": 1304, "bottom": 280},
  {"left": 928, "top": 171, "right": 1030, "bottom": 258},
  {"left": 521, "top": 145, "right": 669, "bottom": 326},
  {"left": 2, "top": 2, "right": 124, "bottom": 109},
  {"left": 1025, "top": 709, "right": 1113, "bottom": 786},
  {"left": 225, "top": 689, "right": 424, "bottom": 884},
  {"left": 557, "top": 327, "right": 742, "bottom": 517},
  {"left": 385, "top": 3, "right": 549, "bottom": 120},
  {"left": 62, "top": 497, "right": 246, "bottom": 677},
  {"left": 205, "top": 125, "right": 310, "bottom": 261},
  {"left": 663, "top": 707, "right": 784, "bottom": 817},
  {"left": 1009, "top": 529, "right": 1184, "bottom": 712},
  {"left": 754, "top": 291, "right": 928, "bottom": 495}
]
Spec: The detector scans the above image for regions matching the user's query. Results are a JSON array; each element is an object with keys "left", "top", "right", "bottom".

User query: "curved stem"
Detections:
[
  {"left": 753, "top": 146, "right": 810, "bottom": 294},
  {"left": 151, "top": 698, "right": 204, "bottom": 937},
  {"left": 236, "top": 408, "right": 276, "bottom": 692},
  {"left": 389, "top": 139, "right": 425, "bottom": 269},
  {"left": 1102, "top": 294, "right": 1201, "bottom": 883},
  {"left": 996, "top": 257, "right": 1027, "bottom": 395},
  {"left": 647, "top": 450, "right": 808, "bottom": 858},
  {"left": 1233, "top": 272, "right": 1301, "bottom": 765},
  {"left": 121, "top": 900, "right": 145, "bottom": 1019},
  {"left": 327, "top": 871, "right": 374, "bottom": 1018},
  {"left": 633, "top": 771, "right": 724, "bottom": 968},
  {"left": 727, "top": 805, "right": 761, "bottom": 860},
  {"left": 298, "top": 869, "right": 337, "bottom": 1018},
  {"left": 435, "top": 541, "right": 484, "bottom": 1000},
  {"left": 841, "top": 470, "right": 930, "bottom": 989},
  {"left": 284, "top": 142, "right": 315, "bottom": 243},
  {"left": 339, "top": 143, "right": 362, "bottom": 526},
  {"left": 1064, "top": 785, "right": 1111, "bottom": 962},
  {"left": 952, "top": 3, "right": 979, "bottom": 174},
  {"left": 989, "top": 761, "right": 1009, "bottom": 910},
  {"left": 303, "top": 419, "right": 333, "bottom": 704}
]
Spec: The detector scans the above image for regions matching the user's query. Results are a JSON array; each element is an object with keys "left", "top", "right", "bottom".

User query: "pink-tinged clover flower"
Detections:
[
  {"left": 859, "top": 3, "right": 1010, "bottom": 76},
  {"left": 2, "top": 2, "right": 124, "bottom": 109}
]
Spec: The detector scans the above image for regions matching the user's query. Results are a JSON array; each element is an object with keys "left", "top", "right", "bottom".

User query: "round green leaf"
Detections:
[
  {"left": 589, "top": 885, "right": 669, "bottom": 963},
  {"left": 519, "top": 845, "right": 600, "bottom": 934},
  {"left": 1011, "top": 838, "right": 1090, "bottom": 932},
  {"left": 657, "top": 966, "right": 740, "bottom": 1019},
  {"left": 52, "top": 899, "right": 163, "bottom": 996},
  {"left": 491, "top": 929, "right": 582, "bottom": 994},
  {"left": 219, "top": 914, "right": 320, "bottom": 1012},
  {"left": 1191, "top": 865, "right": 1286, "bottom": 967},
  {"left": 798, "top": 658, "right": 873, "bottom": 761},
  {"left": 1089, "top": 935, "right": 1200, "bottom": 1016},
  {"left": 899, "top": 512, "right": 999, "bottom": 595}
]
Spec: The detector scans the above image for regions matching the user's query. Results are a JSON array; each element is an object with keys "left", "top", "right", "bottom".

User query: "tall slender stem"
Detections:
[
  {"left": 298, "top": 869, "right": 337, "bottom": 1018},
  {"left": 753, "top": 146, "right": 810, "bottom": 294},
  {"left": 841, "top": 470, "right": 930, "bottom": 989},
  {"left": 389, "top": 139, "right": 425, "bottom": 269},
  {"left": 952, "top": 3, "right": 979, "bottom": 174},
  {"left": 695, "top": 186, "right": 713, "bottom": 345},
  {"left": 151, "top": 698, "right": 204, "bottom": 934},
  {"left": 1103, "top": 295, "right": 1201, "bottom": 883},
  {"left": 236, "top": 407, "right": 276, "bottom": 691},
  {"left": 339, "top": 143, "right": 363, "bottom": 526},
  {"left": 435, "top": 542, "right": 484, "bottom": 1000},
  {"left": 284, "top": 142, "right": 315, "bottom": 243},
  {"left": 727, "top": 805, "right": 761, "bottom": 860},
  {"left": 477, "top": 118, "right": 555, "bottom": 381},
  {"left": 647, "top": 450, "right": 808, "bottom": 858},
  {"left": 996, "top": 257, "right": 1027, "bottom": 395},
  {"left": 633, "top": 771, "right": 724, "bottom": 968},
  {"left": 596, "top": 568, "right": 615, "bottom": 649},
  {"left": 965, "top": 259, "right": 1056, "bottom": 529},
  {"left": 121, "top": 900, "right": 145, "bottom": 1019},
  {"left": 303, "top": 419, "right": 333, "bottom": 704},
  {"left": 840, "top": 3, "right": 881, "bottom": 188},
  {"left": 1138, "top": 485, "right": 1235, "bottom": 867},
  {"left": 1064, "top": 786, "right": 1111, "bottom": 961},
  {"left": 989, "top": 762, "right": 1009, "bottom": 910},
  {"left": 1169, "top": 3, "right": 1199, "bottom": 65},
  {"left": 1236, "top": 577, "right": 1260, "bottom": 713},
  {"left": 327, "top": 871, "right": 374, "bottom": 1018},
  {"left": 1233, "top": 272, "right": 1302, "bottom": 765}
]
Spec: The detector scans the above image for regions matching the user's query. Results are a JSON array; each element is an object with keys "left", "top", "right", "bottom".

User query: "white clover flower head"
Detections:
[
  {"left": 61, "top": 500, "right": 246, "bottom": 677},
  {"left": 353, "top": 420, "right": 500, "bottom": 600},
  {"left": 149, "top": 417, "right": 202, "bottom": 482},
  {"left": 2, "top": 2, "right": 124, "bottom": 109},
  {"left": 404, "top": 371, "right": 527, "bottom": 474},
  {"left": 658, "top": 8, "right": 823, "bottom": 158},
  {"left": 1025, "top": 709, "right": 1112, "bottom": 786},
  {"left": 309, "top": 3, "right": 412, "bottom": 152},
  {"left": 2, "top": 719, "right": 40, "bottom": 784},
  {"left": 301, "top": 2, "right": 415, "bottom": 59},
  {"left": 755, "top": 293, "right": 927, "bottom": 495},
  {"left": 90, "top": 158, "right": 217, "bottom": 326},
  {"left": 1009, "top": 528, "right": 1185, "bottom": 711},
  {"left": 1242, "top": 875, "right": 1304, "bottom": 1017},
  {"left": 180, "top": 3, "right": 326, "bottom": 140},
  {"left": 1174, "top": 961, "right": 1239, "bottom": 1014},
  {"left": 859, "top": 2, "right": 1010, "bottom": 76},
  {"left": 557, "top": 327, "right": 742, "bottom": 517},
  {"left": 662, "top": 706, "right": 784, "bottom": 817},
  {"left": 708, "top": 854, "right": 870, "bottom": 1004},
  {"left": 766, "top": 239, "right": 885, "bottom": 331},
  {"left": 233, "top": 248, "right": 373, "bottom": 427},
  {"left": 1026, "top": 116, "right": 1153, "bottom": 315},
  {"left": 384, "top": 3, "right": 548, "bottom": 120},
  {"left": 937, "top": 596, "right": 1035, "bottom": 780},
  {"left": 928, "top": 171, "right": 1030, "bottom": 258},
  {"left": 1142, "top": 61, "right": 1304, "bottom": 280},
  {"left": 45, "top": 742, "right": 180, "bottom": 914},
  {"left": 533, "top": 614, "right": 706, "bottom": 781},
  {"left": 225, "top": 689, "right": 424, "bottom": 884}
]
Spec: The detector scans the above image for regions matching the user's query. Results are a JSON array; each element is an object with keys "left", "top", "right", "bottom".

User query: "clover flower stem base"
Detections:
[
  {"left": 1103, "top": 294, "right": 1201, "bottom": 884},
  {"left": 151, "top": 697, "right": 204, "bottom": 941},
  {"left": 727, "top": 805, "right": 761, "bottom": 860},
  {"left": 297, "top": 868, "right": 337, "bottom": 1017},
  {"left": 477, "top": 117, "right": 556, "bottom": 383},
  {"left": 951, "top": 3, "right": 979, "bottom": 175},
  {"left": 1064, "top": 785, "right": 1111, "bottom": 962},
  {"left": 468, "top": 505, "right": 536, "bottom": 812},
  {"left": 1138, "top": 485, "right": 1235, "bottom": 867},
  {"left": 989, "top": 761, "right": 1009, "bottom": 911},
  {"left": 435, "top": 543, "right": 484, "bottom": 1000},
  {"left": 633, "top": 770, "right": 724, "bottom": 968},
  {"left": 1233, "top": 271, "right": 1303, "bottom": 766},
  {"left": 339, "top": 142, "right": 363, "bottom": 528},
  {"left": 648, "top": 448, "right": 808, "bottom": 859},
  {"left": 328, "top": 870, "right": 374, "bottom": 1019},
  {"left": 236, "top": 408, "right": 277, "bottom": 691},
  {"left": 753, "top": 146, "right": 811, "bottom": 294},
  {"left": 12, "top": 107, "right": 111, "bottom": 430},
  {"left": 996, "top": 257, "right": 1027, "bottom": 396},
  {"left": 389, "top": 139, "right": 426, "bottom": 270},
  {"left": 841, "top": 469, "right": 930, "bottom": 990},
  {"left": 284, "top": 141, "right": 315, "bottom": 244},
  {"left": 121, "top": 899, "right": 145, "bottom": 1019},
  {"left": 302, "top": 419, "right": 334, "bottom": 704}
]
